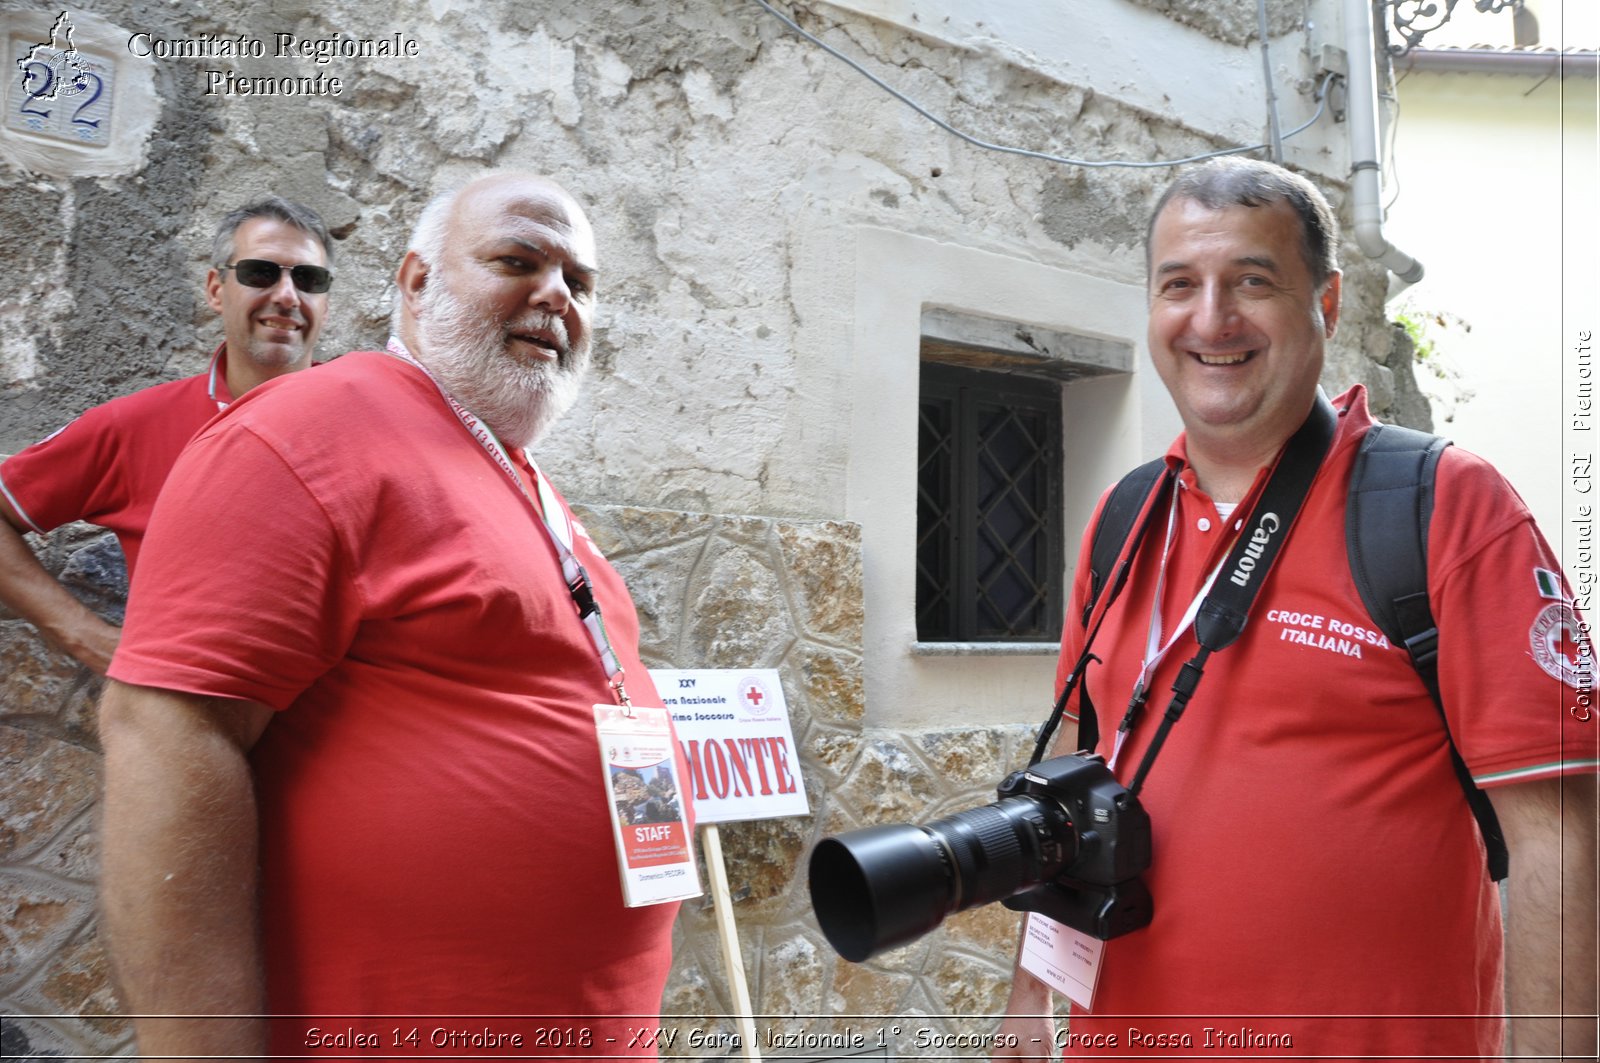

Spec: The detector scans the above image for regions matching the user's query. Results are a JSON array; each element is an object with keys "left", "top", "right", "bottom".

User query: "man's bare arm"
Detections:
[
  {"left": 993, "top": 963, "right": 1058, "bottom": 1060},
  {"left": 993, "top": 717, "right": 1081, "bottom": 1061},
  {"left": 0, "top": 497, "right": 119, "bottom": 674},
  {"left": 98, "top": 679, "right": 274, "bottom": 1061},
  {"left": 1489, "top": 773, "right": 1599, "bottom": 1063}
]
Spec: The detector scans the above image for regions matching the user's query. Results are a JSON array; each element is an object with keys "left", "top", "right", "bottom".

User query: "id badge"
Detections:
[
  {"left": 1018, "top": 911, "right": 1105, "bottom": 1010},
  {"left": 594, "top": 704, "right": 702, "bottom": 907}
]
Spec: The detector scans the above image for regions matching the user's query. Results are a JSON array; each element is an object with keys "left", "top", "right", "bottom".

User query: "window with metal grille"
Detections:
[{"left": 917, "top": 361, "right": 1064, "bottom": 642}]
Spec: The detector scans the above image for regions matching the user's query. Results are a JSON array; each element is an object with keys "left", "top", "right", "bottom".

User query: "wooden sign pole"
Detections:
[{"left": 701, "top": 824, "right": 762, "bottom": 1062}]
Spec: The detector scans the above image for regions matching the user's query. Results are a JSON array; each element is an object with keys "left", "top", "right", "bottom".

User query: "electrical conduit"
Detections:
[{"left": 1343, "top": 0, "right": 1425, "bottom": 292}]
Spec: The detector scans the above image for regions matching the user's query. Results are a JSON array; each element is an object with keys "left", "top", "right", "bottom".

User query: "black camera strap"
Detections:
[
  {"left": 1029, "top": 465, "right": 1178, "bottom": 766},
  {"left": 1123, "top": 393, "right": 1338, "bottom": 795},
  {"left": 1031, "top": 396, "right": 1338, "bottom": 769}
]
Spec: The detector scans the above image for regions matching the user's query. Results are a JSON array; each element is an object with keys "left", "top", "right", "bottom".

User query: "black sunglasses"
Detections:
[{"left": 222, "top": 259, "right": 333, "bottom": 294}]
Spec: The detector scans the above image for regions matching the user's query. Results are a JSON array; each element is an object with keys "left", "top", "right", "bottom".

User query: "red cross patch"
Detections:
[{"left": 1529, "top": 602, "right": 1595, "bottom": 688}]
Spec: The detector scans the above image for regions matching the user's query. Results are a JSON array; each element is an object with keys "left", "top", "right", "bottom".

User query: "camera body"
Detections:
[
  {"left": 995, "top": 754, "right": 1153, "bottom": 942},
  {"left": 808, "top": 753, "right": 1153, "bottom": 963}
]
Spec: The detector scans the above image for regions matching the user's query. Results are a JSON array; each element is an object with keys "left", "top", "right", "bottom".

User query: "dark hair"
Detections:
[
  {"left": 1146, "top": 157, "right": 1339, "bottom": 288},
  {"left": 211, "top": 196, "right": 334, "bottom": 267}
]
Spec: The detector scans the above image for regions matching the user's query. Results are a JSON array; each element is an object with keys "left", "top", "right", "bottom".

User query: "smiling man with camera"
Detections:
[{"left": 976, "top": 158, "right": 1599, "bottom": 1060}]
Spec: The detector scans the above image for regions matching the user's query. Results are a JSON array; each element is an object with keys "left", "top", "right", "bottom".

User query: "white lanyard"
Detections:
[
  {"left": 1110, "top": 486, "right": 1231, "bottom": 770},
  {"left": 383, "top": 337, "right": 631, "bottom": 707}
]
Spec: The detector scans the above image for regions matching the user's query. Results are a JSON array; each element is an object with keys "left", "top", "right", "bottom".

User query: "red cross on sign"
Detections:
[{"left": 746, "top": 686, "right": 764, "bottom": 706}]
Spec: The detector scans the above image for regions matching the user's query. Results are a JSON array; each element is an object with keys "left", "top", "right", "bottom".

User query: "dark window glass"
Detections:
[{"left": 917, "top": 362, "right": 1064, "bottom": 641}]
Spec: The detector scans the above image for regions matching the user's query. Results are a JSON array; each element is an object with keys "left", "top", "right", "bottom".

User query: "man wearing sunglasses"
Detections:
[{"left": 0, "top": 196, "right": 333, "bottom": 674}]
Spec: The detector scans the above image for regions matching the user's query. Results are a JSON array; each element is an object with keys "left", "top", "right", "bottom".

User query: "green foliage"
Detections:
[
  {"left": 1392, "top": 304, "right": 1475, "bottom": 424},
  {"left": 1393, "top": 306, "right": 1471, "bottom": 379}
]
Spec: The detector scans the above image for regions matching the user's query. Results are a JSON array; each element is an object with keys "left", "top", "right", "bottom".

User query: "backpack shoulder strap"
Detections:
[
  {"left": 1085, "top": 458, "right": 1167, "bottom": 628},
  {"left": 1064, "top": 458, "right": 1167, "bottom": 755},
  {"left": 1346, "top": 423, "right": 1448, "bottom": 672},
  {"left": 1346, "top": 423, "right": 1509, "bottom": 881}
]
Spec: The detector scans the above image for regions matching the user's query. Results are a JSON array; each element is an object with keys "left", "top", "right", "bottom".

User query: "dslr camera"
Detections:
[{"left": 808, "top": 753, "right": 1152, "bottom": 962}]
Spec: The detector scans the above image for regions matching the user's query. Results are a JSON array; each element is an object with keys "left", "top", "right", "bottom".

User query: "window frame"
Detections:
[{"left": 917, "top": 359, "right": 1066, "bottom": 644}]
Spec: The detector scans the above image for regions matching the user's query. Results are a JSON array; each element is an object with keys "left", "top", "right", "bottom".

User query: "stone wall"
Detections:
[
  {"left": 1, "top": 526, "right": 126, "bottom": 1058},
  {"left": 1, "top": 0, "right": 1411, "bottom": 501}
]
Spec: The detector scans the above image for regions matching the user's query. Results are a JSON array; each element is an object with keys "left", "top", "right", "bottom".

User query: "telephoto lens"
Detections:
[
  {"left": 808, "top": 790, "right": 1074, "bottom": 962},
  {"left": 807, "top": 754, "right": 1151, "bottom": 962}
]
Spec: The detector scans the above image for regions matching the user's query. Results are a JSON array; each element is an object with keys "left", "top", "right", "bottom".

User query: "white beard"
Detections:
[{"left": 414, "top": 280, "right": 591, "bottom": 450}]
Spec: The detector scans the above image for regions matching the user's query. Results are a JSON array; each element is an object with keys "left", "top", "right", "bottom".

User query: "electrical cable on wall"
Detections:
[
  {"left": 753, "top": 0, "right": 1339, "bottom": 170},
  {"left": 1382, "top": 88, "right": 1404, "bottom": 211}
]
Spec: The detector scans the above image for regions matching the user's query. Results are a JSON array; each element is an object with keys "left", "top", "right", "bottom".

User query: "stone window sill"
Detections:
[{"left": 911, "top": 641, "right": 1059, "bottom": 657}]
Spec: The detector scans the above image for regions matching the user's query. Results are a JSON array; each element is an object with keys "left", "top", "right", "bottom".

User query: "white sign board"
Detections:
[{"left": 651, "top": 668, "right": 810, "bottom": 825}]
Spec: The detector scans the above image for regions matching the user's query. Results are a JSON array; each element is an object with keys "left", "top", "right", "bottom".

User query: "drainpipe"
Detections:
[{"left": 1343, "top": 0, "right": 1425, "bottom": 295}]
